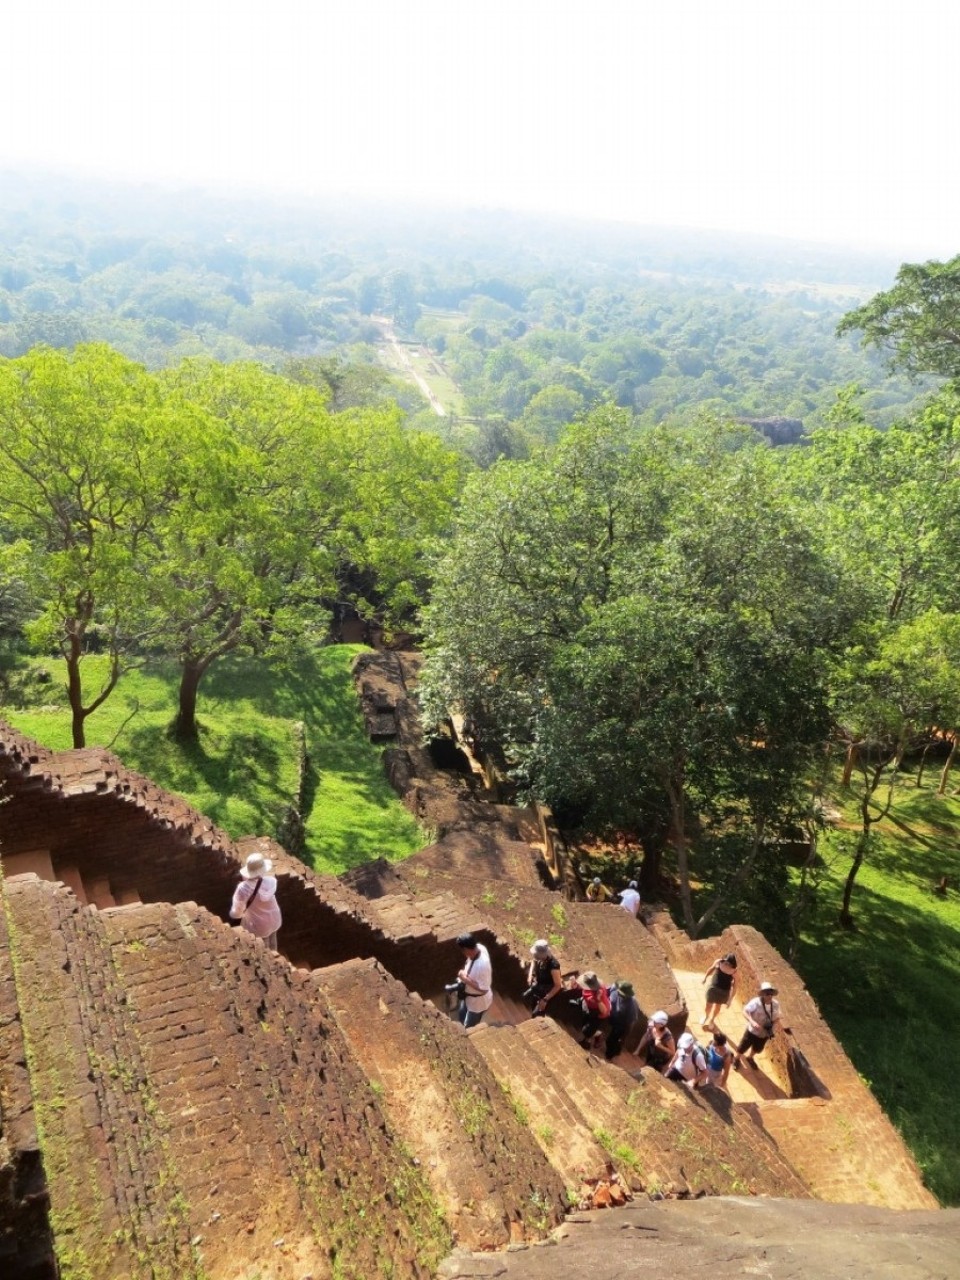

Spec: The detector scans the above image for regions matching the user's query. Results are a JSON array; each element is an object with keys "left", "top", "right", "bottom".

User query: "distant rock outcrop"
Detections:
[{"left": 738, "top": 415, "right": 807, "bottom": 445}]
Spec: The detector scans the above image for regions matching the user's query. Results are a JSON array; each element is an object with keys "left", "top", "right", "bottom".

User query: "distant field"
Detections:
[
  {"left": 795, "top": 772, "right": 960, "bottom": 1205},
  {"left": 2, "top": 646, "right": 425, "bottom": 875}
]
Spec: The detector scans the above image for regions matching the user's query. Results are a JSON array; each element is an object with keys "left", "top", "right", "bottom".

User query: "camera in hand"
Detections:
[{"left": 445, "top": 981, "right": 467, "bottom": 999}]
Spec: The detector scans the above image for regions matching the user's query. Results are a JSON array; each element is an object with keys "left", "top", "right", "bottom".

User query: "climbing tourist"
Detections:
[
  {"left": 618, "top": 881, "right": 642, "bottom": 917},
  {"left": 586, "top": 876, "right": 613, "bottom": 902},
  {"left": 633, "top": 1010, "right": 675, "bottom": 1071},
  {"left": 524, "top": 939, "right": 563, "bottom": 1017},
  {"left": 666, "top": 1031, "right": 708, "bottom": 1088},
  {"left": 734, "top": 981, "right": 782, "bottom": 1067},
  {"left": 704, "top": 1030, "right": 733, "bottom": 1089},
  {"left": 604, "top": 979, "right": 640, "bottom": 1060},
  {"left": 567, "top": 970, "right": 612, "bottom": 1049},
  {"left": 454, "top": 933, "right": 494, "bottom": 1028},
  {"left": 229, "top": 850, "right": 282, "bottom": 951},
  {"left": 701, "top": 951, "right": 738, "bottom": 1029}
]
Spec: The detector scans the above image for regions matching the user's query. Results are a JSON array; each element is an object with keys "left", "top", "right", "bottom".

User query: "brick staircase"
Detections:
[
  {"left": 312, "top": 957, "right": 567, "bottom": 1250},
  {"left": 472, "top": 1015, "right": 808, "bottom": 1201},
  {"left": 0, "top": 875, "right": 495, "bottom": 1279}
]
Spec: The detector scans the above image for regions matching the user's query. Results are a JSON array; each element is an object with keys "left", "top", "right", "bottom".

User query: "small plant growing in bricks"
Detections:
[{"left": 550, "top": 902, "right": 567, "bottom": 928}]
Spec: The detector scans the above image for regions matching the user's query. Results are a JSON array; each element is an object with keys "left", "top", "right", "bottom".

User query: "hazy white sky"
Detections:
[{"left": 2, "top": 0, "right": 957, "bottom": 256}]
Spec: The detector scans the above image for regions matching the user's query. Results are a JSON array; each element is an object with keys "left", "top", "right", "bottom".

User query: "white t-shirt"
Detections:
[
  {"left": 619, "top": 887, "right": 641, "bottom": 917},
  {"left": 743, "top": 995, "right": 781, "bottom": 1038},
  {"left": 462, "top": 944, "right": 494, "bottom": 1012}
]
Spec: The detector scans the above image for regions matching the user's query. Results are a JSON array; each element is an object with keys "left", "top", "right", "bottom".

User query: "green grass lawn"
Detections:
[
  {"left": 1, "top": 645, "right": 425, "bottom": 875},
  {"left": 794, "top": 770, "right": 960, "bottom": 1205}
]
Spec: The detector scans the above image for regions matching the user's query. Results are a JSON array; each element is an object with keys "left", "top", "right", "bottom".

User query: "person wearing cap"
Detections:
[
  {"left": 585, "top": 876, "right": 613, "bottom": 903},
  {"left": 618, "top": 881, "right": 642, "bottom": 918},
  {"left": 666, "top": 1031, "right": 708, "bottom": 1089},
  {"left": 524, "top": 939, "right": 562, "bottom": 1017},
  {"left": 604, "top": 979, "right": 640, "bottom": 1060},
  {"left": 229, "top": 851, "right": 282, "bottom": 951},
  {"left": 734, "top": 982, "right": 782, "bottom": 1067},
  {"left": 566, "top": 970, "right": 612, "bottom": 1049},
  {"left": 454, "top": 933, "right": 493, "bottom": 1028},
  {"left": 701, "top": 951, "right": 738, "bottom": 1030},
  {"left": 633, "top": 1010, "right": 675, "bottom": 1071}
]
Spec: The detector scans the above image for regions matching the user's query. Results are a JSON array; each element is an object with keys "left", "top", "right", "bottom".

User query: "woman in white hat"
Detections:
[{"left": 229, "top": 851, "right": 282, "bottom": 951}]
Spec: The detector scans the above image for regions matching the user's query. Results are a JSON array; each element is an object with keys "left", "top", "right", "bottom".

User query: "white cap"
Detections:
[
  {"left": 651, "top": 1011, "right": 669, "bottom": 1026},
  {"left": 530, "top": 939, "right": 551, "bottom": 956},
  {"left": 760, "top": 982, "right": 778, "bottom": 993},
  {"left": 678, "top": 1032, "right": 696, "bottom": 1050}
]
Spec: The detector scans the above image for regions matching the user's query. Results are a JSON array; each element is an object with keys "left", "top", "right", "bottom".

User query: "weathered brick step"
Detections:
[
  {"left": 313, "top": 956, "right": 567, "bottom": 1251},
  {"left": 468, "top": 1020, "right": 610, "bottom": 1186},
  {"left": 514, "top": 1015, "right": 808, "bottom": 1200},
  {"left": 51, "top": 894, "right": 204, "bottom": 1266},
  {"left": 2, "top": 878, "right": 195, "bottom": 1279},
  {"left": 749, "top": 1096, "right": 934, "bottom": 1210},
  {"left": 111, "top": 902, "right": 457, "bottom": 1280}
]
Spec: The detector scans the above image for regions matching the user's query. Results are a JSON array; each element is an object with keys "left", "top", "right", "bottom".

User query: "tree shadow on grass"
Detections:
[{"left": 122, "top": 720, "right": 286, "bottom": 835}]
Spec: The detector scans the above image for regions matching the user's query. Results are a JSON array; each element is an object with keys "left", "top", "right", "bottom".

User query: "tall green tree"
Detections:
[
  {"left": 0, "top": 344, "right": 176, "bottom": 746},
  {"left": 156, "top": 359, "right": 343, "bottom": 740},
  {"left": 421, "top": 411, "right": 843, "bottom": 927}
]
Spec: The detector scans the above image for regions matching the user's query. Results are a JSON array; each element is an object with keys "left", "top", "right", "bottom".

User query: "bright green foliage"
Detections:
[
  {"left": 0, "top": 344, "right": 181, "bottom": 745},
  {"left": 155, "top": 359, "right": 342, "bottom": 738},
  {"left": 330, "top": 405, "right": 467, "bottom": 626},
  {"left": 421, "top": 409, "right": 844, "bottom": 932},
  {"left": 838, "top": 256, "right": 960, "bottom": 379}
]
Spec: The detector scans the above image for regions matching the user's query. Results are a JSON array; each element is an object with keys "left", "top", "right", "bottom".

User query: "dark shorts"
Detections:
[{"left": 737, "top": 1030, "right": 769, "bottom": 1055}]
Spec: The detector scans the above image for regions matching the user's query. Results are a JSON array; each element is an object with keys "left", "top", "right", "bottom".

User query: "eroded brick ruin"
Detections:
[{"left": 0, "top": 651, "right": 938, "bottom": 1279}]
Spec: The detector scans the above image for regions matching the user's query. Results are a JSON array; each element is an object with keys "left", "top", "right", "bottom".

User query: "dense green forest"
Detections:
[
  {"left": 0, "top": 171, "right": 929, "bottom": 459},
  {"left": 2, "top": 172, "right": 960, "bottom": 1201}
]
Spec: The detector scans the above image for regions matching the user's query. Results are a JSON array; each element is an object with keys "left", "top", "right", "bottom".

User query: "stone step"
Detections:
[
  {"left": 1, "top": 848, "right": 55, "bottom": 880},
  {"left": 510, "top": 1013, "right": 808, "bottom": 1200},
  {"left": 84, "top": 876, "right": 116, "bottom": 909},
  {"left": 312, "top": 956, "right": 567, "bottom": 1250},
  {"left": 469, "top": 1020, "right": 611, "bottom": 1187},
  {"left": 55, "top": 862, "right": 88, "bottom": 904},
  {"left": 1, "top": 876, "right": 193, "bottom": 1279}
]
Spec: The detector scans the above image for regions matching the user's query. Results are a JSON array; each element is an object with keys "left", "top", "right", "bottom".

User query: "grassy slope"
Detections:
[
  {"left": 795, "top": 775, "right": 960, "bottom": 1205},
  {"left": 1, "top": 646, "right": 424, "bottom": 875}
]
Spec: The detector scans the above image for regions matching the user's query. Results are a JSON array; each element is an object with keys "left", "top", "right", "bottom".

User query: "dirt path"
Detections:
[{"left": 371, "top": 315, "right": 447, "bottom": 415}]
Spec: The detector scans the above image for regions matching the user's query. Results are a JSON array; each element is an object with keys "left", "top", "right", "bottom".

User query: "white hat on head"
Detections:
[
  {"left": 531, "top": 939, "right": 552, "bottom": 956},
  {"left": 651, "top": 1010, "right": 669, "bottom": 1026},
  {"left": 241, "top": 852, "right": 273, "bottom": 879},
  {"left": 678, "top": 1031, "right": 696, "bottom": 1050},
  {"left": 760, "top": 981, "right": 778, "bottom": 993}
]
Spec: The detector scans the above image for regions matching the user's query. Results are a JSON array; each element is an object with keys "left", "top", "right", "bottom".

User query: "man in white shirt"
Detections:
[
  {"left": 734, "top": 981, "right": 782, "bottom": 1067},
  {"left": 455, "top": 933, "right": 494, "bottom": 1028},
  {"left": 618, "top": 881, "right": 641, "bottom": 917}
]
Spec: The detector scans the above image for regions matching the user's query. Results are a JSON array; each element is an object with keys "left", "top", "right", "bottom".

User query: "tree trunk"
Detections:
[
  {"left": 938, "top": 735, "right": 958, "bottom": 796},
  {"left": 841, "top": 741, "right": 859, "bottom": 787},
  {"left": 173, "top": 656, "right": 210, "bottom": 740},
  {"left": 666, "top": 776, "right": 695, "bottom": 934},
  {"left": 916, "top": 740, "right": 933, "bottom": 788},
  {"left": 839, "top": 834, "right": 866, "bottom": 929},
  {"left": 638, "top": 841, "right": 662, "bottom": 900},
  {"left": 66, "top": 635, "right": 86, "bottom": 750}
]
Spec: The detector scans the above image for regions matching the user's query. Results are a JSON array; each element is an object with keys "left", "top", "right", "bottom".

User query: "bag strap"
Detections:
[{"left": 243, "top": 877, "right": 263, "bottom": 912}]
